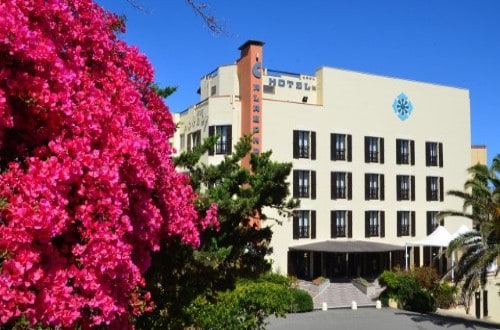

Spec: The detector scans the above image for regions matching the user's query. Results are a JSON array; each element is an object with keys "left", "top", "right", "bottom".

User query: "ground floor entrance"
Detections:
[
  {"left": 287, "top": 240, "right": 406, "bottom": 280},
  {"left": 288, "top": 250, "right": 405, "bottom": 280},
  {"left": 287, "top": 241, "right": 450, "bottom": 281}
]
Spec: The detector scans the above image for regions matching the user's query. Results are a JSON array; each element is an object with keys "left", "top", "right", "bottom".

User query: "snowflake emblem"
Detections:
[{"left": 392, "top": 93, "right": 413, "bottom": 121}]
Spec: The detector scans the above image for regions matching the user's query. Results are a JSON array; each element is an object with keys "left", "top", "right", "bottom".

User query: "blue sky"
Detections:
[{"left": 96, "top": 0, "right": 499, "bottom": 165}]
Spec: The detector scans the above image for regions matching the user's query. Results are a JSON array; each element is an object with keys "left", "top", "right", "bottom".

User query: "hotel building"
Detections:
[{"left": 172, "top": 40, "right": 472, "bottom": 279}]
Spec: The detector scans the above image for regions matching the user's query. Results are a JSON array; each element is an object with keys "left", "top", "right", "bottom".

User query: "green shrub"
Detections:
[
  {"left": 258, "top": 272, "right": 291, "bottom": 286},
  {"left": 378, "top": 270, "right": 401, "bottom": 291},
  {"left": 396, "top": 274, "right": 420, "bottom": 304},
  {"left": 289, "top": 288, "right": 313, "bottom": 313},
  {"left": 434, "top": 282, "right": 458, "bottom": 309},
  {"left": 187, "top": 275, "right": 299, "bottom": 330},
  {"left": 379, "top": 292, "right": 390, "bottom": 306},
  {"left": 404, "top": 289, "right": 436, "bottom": 313},
  {"left": 378, "top": 269, "right": 436, "bottom": 313}
]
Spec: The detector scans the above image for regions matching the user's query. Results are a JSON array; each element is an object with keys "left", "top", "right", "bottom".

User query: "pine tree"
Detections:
[{"left": 137, "top": 135, "right": 298, "bottom": 328}]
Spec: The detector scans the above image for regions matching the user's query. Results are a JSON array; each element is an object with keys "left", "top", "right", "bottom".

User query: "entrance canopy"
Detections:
[
  {"left": 406, "top": 226, "right": 453, "bottom": 247},
  {"left": 289, "top": 240, "right": 405, "bottom": 253},
  {"left": 452, "top": 224, "right": 473, "bottom": 239}
]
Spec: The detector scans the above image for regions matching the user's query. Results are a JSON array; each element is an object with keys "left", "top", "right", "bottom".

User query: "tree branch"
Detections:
[{"left": 185, "top": 0, "right": 226, "bottom": 35}]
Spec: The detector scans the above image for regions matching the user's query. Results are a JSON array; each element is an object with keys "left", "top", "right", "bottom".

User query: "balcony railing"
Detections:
[
  {"left": 299, "top": 147, "right": 309, "bottom": 158},
  {"left": 216, "top": 142, "right": 228, "bottom": 154},
  {"left": 336, "top": 187, "right": 346, "bottom": 199},
  {"left": 298, "top": 186, "right": 309, "bottom": 198},
  {"left": 400, "top": 153, "right": 409, "bottom": 164},
  {"left": 369, "top": 188, "right": 379, "bottom": 199},
  {"left": 429, "top": 190, "right": 438, "bottom": 200},
  {"left": 335, "top": 150, "right": 346, "bottom": 160},
  {"left": 369, "top": 225, "right": 379, "bottom": 237},
  {"left": 399, "top": 189, "right": 409, "bottom": 200},
  {"left": 299, "top": 226, "right": 309, "bottom": 238},
  {"left": 368, "top": 151, "right": 379, "bottom": 162}
]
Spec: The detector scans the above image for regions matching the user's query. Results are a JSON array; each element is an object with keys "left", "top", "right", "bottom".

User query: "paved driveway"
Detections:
[{"left": 266, "top": 308, "right": 500, "bottom": 330}]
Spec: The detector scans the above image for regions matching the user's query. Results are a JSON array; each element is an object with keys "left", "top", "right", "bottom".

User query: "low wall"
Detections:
[{"left": 351, "top": 279, "right": 376, "bottom": 296}]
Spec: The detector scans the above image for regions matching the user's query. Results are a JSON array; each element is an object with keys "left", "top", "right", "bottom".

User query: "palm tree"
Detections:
[{"left": 439, "top": 155, "right": 500, "bottom": 309}]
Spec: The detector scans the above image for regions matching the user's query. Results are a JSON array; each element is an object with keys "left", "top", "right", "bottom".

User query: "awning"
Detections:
[
  {"left": 405, "top": 226, "right": 453, "bottom": 247},
  {"left": 289, "top": 240, "right": 405, "bottom": 253}
]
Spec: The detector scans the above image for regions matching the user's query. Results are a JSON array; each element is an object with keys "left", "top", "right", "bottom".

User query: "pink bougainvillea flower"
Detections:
[{"left": 0, "top": 0, "right": 217, "bottom": 328}]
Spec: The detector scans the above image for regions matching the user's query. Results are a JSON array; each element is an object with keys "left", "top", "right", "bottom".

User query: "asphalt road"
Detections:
[{"left": 266, "top": 308, "right": 500, "bottom": 330}]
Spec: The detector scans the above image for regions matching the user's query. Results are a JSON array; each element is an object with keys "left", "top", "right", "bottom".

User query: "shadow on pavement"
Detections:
[{"left": 396, "top": 311, "right": 500, "bottom": 329}]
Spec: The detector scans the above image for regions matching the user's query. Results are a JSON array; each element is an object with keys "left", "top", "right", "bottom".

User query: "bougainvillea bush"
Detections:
[{"left": 0, "top": 0, "right": 217, "bottom": 328}]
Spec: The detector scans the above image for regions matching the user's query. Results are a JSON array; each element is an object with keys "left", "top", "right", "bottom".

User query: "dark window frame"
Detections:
[
  {"left": 396, "top": 139, "right": 415, "bottom": 165},
  {"left": 293, "top": 170, "right": 316, "bottom": 199},
  {"left": 208, "top": 125, "right": 232, "bottom": 155},
  {"left": 365, "top": 211, "right": 385, "bottom": 237},
  {"left": 365, "top": 173, "right": 385, "bottom": 200},
  {"left": 365, "top": 136, "right": 385, "bottom": 164},
  {"left": 331, "top": 172, "right": 352, "bottom": 200},
  {"left": 426, "top": 211, "right": 444, "bottom": 235},
  {"left": 426, "top": 142, "right": 443, "bottom": 167},
  {"left": 396, "top": 175, "right": 415, "bottom": 201},
  {"left": 293, "top": 130, "right": 316, "bottom": 160},
  {"left": 293, "top": 210, "right": 316, "bottom": 239},
  {"left": 426, "top": 176, "right": 444, "bottom": 201},
  {"left": 331, "top": 133, "right": 352, "bottom": 162},
  {"left": 397, "top": 211, "right": 415, "bottom": 237},
  {"left": 331, "top": 210, "right": 353, "bottom": 238}
]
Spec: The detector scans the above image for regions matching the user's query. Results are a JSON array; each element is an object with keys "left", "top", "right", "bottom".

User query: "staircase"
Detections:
[{"left": 298, "top": 279, "right": 385, "bottom": 309}]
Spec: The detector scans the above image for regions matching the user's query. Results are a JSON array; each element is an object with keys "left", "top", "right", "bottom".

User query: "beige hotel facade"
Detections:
[{"left": 173, "top": 40, "right": 473, "bottom": 280}]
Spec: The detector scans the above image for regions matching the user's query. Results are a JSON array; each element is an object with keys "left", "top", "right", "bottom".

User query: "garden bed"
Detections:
[{"left": 351, "top": 277, "right": 376, "bottom": 296}]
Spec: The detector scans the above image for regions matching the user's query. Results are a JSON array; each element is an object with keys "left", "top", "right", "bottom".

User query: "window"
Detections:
[
  {"left": 365, "top": 211, "right": 385, "bottom": 237},
  {"left": 210, "top": 85, "right": 217, "bottom": 96},
  {"left": 396, "top": 175, "right": 415, "bottom": 201},
  {"left": 425, "top": 142, "right": 443, "bottom": 167},
  {"left": 208, "top": 125, "right": 232, "bottom": 155},
  {"left": 331, "top": 172, "right": 352, "bottom": 200},
  {"left": 365, "top": 136, "right": 384, "bottom": 163},
  {"left": 331, "top": 133, "right": 352, "bottom": 161},
  {"left": 426, "top": 211, "right": 444, "bottom": 235},
  {"left": 396, "top": 139, "right": 415, "bottom": 165},
  {"left": 293, "top": 130, "right": 316, "bottom": 159},
  {"left": 365, "top": 173, "right": 385, "bottom": 200},
  {"left": 187, "top": 130, "right": 201, "bottom": 151},
  {"left": 263, "top": 85, "right": 275, "bottom": 94},
  {"left": 397, "top": 211, "right": 416, "bottom": 237},
  {"left": 293, "top": 210, "right": 316, "bottom": 239},
  {"left": 331, "top": 210, "right": 352, "bottom": 238},
  {"left": 293, "top": 170, "right": 316, "bottom": 199},
  {"left": 426, "top": 176, "right": 444, "bottom": 201}
]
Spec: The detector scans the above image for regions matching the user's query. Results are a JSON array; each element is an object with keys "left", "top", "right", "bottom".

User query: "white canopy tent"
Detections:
[
  {"left": 405, "top": 225, "right": 470, "bottom": 280},
  {"left": 405, "top": 225, "right": 474, "bottom": 280},
  {"left": 407, "top": 226, "right": 454, "bottom": 248},
  {"left": 452, "top": 224, "right": 472, "bottom": 239}
]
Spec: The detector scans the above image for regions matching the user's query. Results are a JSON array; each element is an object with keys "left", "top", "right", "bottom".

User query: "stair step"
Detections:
[{"left": 298, "top": 281, "right": 381, "bottom": 309}]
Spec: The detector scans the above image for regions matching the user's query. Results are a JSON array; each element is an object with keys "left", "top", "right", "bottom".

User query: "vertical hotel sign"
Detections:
[
  {"left": 237, "top": 40, "right": 264, "bottom": 168},
  {"left": 251, "top": 60, "right": 262, "bottom": 154}
]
